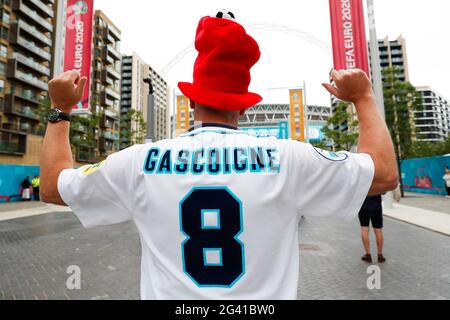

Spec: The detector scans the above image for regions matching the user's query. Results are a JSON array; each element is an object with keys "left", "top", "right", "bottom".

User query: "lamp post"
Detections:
[
  {"left": 367, "top": 0, "right": 394, "bottom": 208},
  {"left": 144, "top": 76, "right": 155, "bottom": 143}
]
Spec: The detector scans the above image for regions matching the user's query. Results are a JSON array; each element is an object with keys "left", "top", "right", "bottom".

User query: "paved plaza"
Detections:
[{"left": 0, "top": 200, "right": 449, "bottom": 300}]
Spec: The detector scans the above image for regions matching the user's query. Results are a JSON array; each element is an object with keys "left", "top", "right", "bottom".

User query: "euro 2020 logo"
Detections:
[{"left": 67, "top": 1, "right": 89, "bottom": 30}]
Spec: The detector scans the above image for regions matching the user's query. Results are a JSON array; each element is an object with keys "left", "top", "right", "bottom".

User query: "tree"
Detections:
[
  {"left": 406, "top": 138, "right": 450, "bottom": 159},
  {"left": 120, "top": 109, "right": 147, "bottom": 148},
  {"left": 322, "top": 102, "right": 359, "bottom": 152},
  {"left": 382, "top": 66, "right": 422, "bottom": 160}
]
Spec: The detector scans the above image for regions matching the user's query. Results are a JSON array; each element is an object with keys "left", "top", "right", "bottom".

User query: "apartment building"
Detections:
[
  {"left": 120, "top": 53, "right": 149, "bottom": 149},
  {"left": 373, "top": 35, "right": 410, "bottom": 82},
  {"left": 414, "top": 87, "right": 450, "bottom": 142},
  {"left": 0, "top": 0, "right": 56, "bottom": 165},
  {"left": 148, "top": 65, "right": 169, "bottom": 142}
]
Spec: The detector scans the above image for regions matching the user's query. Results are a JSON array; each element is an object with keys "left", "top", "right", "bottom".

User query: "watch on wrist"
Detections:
[{"left": 48, "top": 108, "right": 71, "bottom": 123}]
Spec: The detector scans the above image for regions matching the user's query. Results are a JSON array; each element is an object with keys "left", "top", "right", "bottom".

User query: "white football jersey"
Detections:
[{"left": 58, "top": 124, "right": 374, "bottom": 300}]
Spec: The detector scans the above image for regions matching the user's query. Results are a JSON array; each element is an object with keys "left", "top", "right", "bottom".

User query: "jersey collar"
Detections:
[{"left": 187, "top": 123, "right": 238, "bottom": 132}]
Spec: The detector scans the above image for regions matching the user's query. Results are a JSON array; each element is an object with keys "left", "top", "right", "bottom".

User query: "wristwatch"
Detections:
[{"left": 48, "top": 108, "right": 71, "bottom": 123}]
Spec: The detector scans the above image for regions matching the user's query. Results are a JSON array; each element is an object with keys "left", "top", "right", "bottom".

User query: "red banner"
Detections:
[
  {"left": 63, "top": 0, "right": 94, "bottom": 113},
  {"left": 329, "top": 0, "right": 370, "bottom": 76}
]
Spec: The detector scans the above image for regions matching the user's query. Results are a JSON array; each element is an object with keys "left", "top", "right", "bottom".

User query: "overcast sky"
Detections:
[{"left": 94, "top": 0, "right": 450, "bottom": 106}]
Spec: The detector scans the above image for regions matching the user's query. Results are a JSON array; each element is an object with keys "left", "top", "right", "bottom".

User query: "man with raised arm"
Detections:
[{"left": 40, "top": 13, "right": 397, "bottom": 300}]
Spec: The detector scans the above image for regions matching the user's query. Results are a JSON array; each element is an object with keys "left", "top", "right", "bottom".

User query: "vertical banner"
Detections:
[
  {"left": 289, "top": 89, "right": 305, "bottom": 141},
  {"left": 63, "top": 0, "right": 94, "bottom": 113},
  {"left": 329, "top": 0, "right": 370, "bottom": 76}
]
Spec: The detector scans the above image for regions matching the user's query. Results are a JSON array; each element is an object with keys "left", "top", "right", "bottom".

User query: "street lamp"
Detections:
[
  {"left": 144, "top": 76, "right": 155, "bottom": 143},
  {"left": 367, "top": 0, "right": 394, "bottom": 208}
]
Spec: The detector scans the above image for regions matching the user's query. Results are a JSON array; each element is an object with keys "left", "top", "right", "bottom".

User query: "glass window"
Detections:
[
  {"left": 1, "top": 10, "right": 10, "bottom": 25},
  {"left": 0, "top": 79, "right": 4, "bottom": 93},
  {"left": 0, "top": 44, "right": 6, "bottom": 57},
  {"left": 0, "top": 27, "right": 8, "bottom": 40},
  {"left": 0, "top": 62, "right": 5, "bottom": 75}
]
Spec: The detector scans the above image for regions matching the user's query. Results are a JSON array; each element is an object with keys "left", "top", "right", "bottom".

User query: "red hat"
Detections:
[{"left": 178, "top": 16, "right": 262, "bottom": 111}]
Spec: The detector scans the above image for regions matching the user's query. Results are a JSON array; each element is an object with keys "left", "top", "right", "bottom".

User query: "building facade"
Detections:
[
  {"left": 120, "top": 53, "right": 169, "bottom": 147},
  {"left": 414, "top": 87, "right": 450, "bottom": 142},
  {"left": 81, "top": 10, "right": 122, "bottom": 162},
  {"left": 0, "top": 0, "right": 56, "bottom": 165},
  {"left": 148, "top": 65, "right": 169, "bottom": 142},
  {"left": 174, "top": 94, "right": 330, "bottom": 141},
  {"left": 120, "top": 53, "right": 149, "bottom": 149},
  {"left": 373, "top": 35, "right": 410, "bottom": 82}
]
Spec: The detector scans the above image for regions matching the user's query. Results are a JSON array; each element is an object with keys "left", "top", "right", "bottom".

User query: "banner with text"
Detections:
[
  {"left": 63, "top": 0, "right": 94, "bottom": 113},
  {"left": 289, "top": 89, "right": 305, "bottom": 141},
  {"left": 329, "top": 0, "right": 369, "bottom": 75}
]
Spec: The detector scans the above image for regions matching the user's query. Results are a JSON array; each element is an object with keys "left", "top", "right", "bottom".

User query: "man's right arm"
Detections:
[{"left": 323, "top": 69, "right": 399, "bottom": 195}]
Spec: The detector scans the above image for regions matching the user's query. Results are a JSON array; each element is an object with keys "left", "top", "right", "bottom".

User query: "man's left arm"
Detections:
[{"left": 40, "top": 71, "right": 87, "bottom": 205}]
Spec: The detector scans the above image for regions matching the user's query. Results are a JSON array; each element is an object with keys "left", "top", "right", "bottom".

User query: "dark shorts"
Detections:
[{"left": 359, "top": 210, "right": 383, "bottom": 229}]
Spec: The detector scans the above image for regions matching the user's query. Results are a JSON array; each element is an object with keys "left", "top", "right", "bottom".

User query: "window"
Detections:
[
  {"left": 0, "top": 79, "right": 5, "bottom": 93},
  {"left": 0, "top": 27, "right": 8, "bottom": 40},
  {"left": 1, "top": 10, "right": 10, "bottom": 25},
  {"left": 0, "top": 44, "right": 6, "bottom": 58},
  {"left": 0, "top": 62, "right": 5, "bottom": 75}
]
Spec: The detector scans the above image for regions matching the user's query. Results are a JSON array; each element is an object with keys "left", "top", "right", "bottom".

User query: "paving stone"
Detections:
[{"left": 0, "top": 211, "right": 449, "bottom": 300}]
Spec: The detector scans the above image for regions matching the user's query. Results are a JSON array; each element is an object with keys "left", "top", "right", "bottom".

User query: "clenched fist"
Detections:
[
  {"left": 322, "top": 69, "right": 374, "bottom": 104},
  {"left": 48, "top": 70, "right": 87, "bottom": 113}
]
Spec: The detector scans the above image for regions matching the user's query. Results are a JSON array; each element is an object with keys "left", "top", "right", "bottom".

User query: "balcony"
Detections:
[
  {"left": 101, "top": 49, "right": 114, "bottom": 65},
  {"left": 100, "top": 114, "right": 114, "bottom": 129},
  {"left": 76, "top": 145, "right": 100, "bottom": 164},
  {"left": 1, "top": 121, "right": 41, "bottom": 135},
  {"left": 72, "top": 123, "right": 88, "bottom": 134},
  {"left": 11, "top": 53, "right": 50, "bottom": 76},
  {"left": 11, "top": 0, "right": 53, "bottom": 32},
  {"left": 103, "top": 131, "right": 119, "bottom": 141},
  {"left": 7, "top": 61, "right": 48, "bottom": 91},
  {"left": 4, "top": 94, "right": 41, "bottom": 121},
  {"left": 105, "top": 86, "right": 121, "bottom": 101},
  {"left": 11, "top": 35, "right": 52, "bottom": 61},
  {"left": 0, "top": 129, "right": 27, "bottom": 155},
  {"left": 105, "top": 25, "right": 120, "bottom": 41},
  {"left": 106, "top": 66, "right": 121, "bottom": 80},
  {"left": 5, "top": 86, "right": 43, "bottom": 104},
  {"left": 106, "top": 45, "right": 121, "bottom": 61},
  {"left": 104, "top": 108, "right": 120, "bottom": 120},
  {"left": 101, "top": 27, "right": 115, "bottom": 44},
  {"left": 25, "top": 0, "right": 54, "bottom": 18},
  {"left": 10, "top": 19, "right": 52, "bottom": 47},
  {"left": 100, "top": 70, "right": 113, "bottom": 85},
  {"left": 100, "top": 92, "right": 114, "bottom": 107}
]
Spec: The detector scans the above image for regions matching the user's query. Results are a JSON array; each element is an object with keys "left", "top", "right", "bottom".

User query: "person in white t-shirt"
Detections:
[
  {"left": 443, "top": 166, "right": 450, "bottom": 198},
  {"left": 40, "top": 13, "right": 398, "bottom": 300}
]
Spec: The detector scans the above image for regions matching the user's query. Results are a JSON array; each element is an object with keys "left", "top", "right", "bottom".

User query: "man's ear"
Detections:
[{"left": 239, "top": 109, "right": 246, "bottom": 117}]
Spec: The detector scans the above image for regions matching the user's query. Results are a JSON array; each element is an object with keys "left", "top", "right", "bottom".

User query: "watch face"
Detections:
[{"left": 48, "top": 109, "right": 60, "bottom": 122}]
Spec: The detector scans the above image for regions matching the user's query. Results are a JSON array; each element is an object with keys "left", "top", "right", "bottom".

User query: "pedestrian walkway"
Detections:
[
  {"left": 0, "top": 202, "right": 71, "bottom": 222},
  {"left": 0, "top": 209, "right": 448, "bottom": 300},
  {"left": 400, "top": 192, "right": 450, "bottom": 215},
  {"left": 384, "top": 203, "right": 450, "bottom": 236}
]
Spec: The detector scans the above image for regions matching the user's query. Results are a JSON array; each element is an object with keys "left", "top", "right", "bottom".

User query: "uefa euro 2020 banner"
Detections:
[
  {"left": 329, "top": 0, "right": 370, "bottom": 75},
  {"left": 63, "top": 0, "right": 94, "bottom": 113}
]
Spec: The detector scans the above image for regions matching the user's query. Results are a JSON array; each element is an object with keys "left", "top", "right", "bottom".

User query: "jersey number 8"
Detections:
[{"left": 180, "top": 187, "right": 245, "bottom": 287}]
